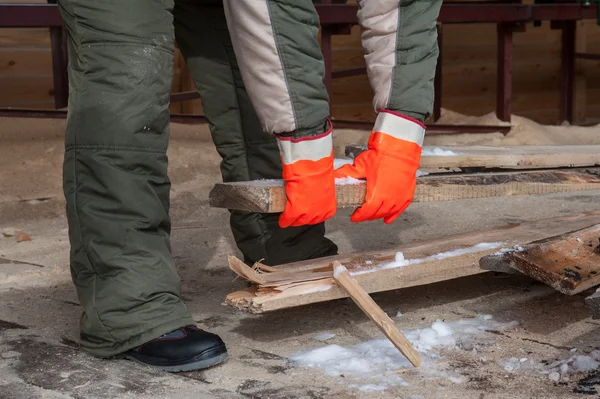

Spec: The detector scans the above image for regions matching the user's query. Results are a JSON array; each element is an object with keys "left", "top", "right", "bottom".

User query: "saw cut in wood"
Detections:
[
  {"left": 345, "top": 145, "right": 600, "bottom": 170},
  {"left": 224, "top": 211, "right": 600, "bottom": 314},
  {"left": 479, "top": 224, "right": 600, "bottom": 295},
  {"left": 209, "top": 168, "right": 600, "bottom": 213}
]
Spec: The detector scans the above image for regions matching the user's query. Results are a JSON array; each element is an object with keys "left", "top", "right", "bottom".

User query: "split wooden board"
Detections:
[
  {"left": 345, "top": 145, "right": 600, "bottom": 170},
  {"left": 479, "top": 224, "right": 600, "bottom": 295},
  {"left": 209, "top": 168, "right": 600, "bottom": 213},
  {"left": 224, "top": 211, "right": 600, "bottom": 314}
]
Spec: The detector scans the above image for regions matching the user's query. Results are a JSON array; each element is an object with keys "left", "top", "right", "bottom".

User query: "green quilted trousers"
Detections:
[{"left": 56, "top": 0, "right": 337, "bottom": 358}]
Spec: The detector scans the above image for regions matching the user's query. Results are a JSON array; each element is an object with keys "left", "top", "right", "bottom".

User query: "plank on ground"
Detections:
[
  {"left": 345, "top": 145, "right": 600, "bottom": 170},
  {"left": 479, "top": 224, "right": 600, "bottom": 295},
  {"left": 224, "top": 211, "right": 600, "bottom": 314},
  {"left": 209, "top": 167, "right": 600, "bottom": 213}
]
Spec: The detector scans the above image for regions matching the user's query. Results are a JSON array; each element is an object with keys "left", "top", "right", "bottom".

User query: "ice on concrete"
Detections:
[
  {"left": 290, "top": 315, "right": 518, "bottom": 392},
  {"left": 312, "top": 332, "right": 336, "bottom": 342},
  {"left": 353, "top": 242, "right": 505, "bottom": 275},
  {"left": 422, "top": 147, "right": 459, "bottom": 156},
  {"left": 500, "top": 352, "right": 600, "bottom": 382}
]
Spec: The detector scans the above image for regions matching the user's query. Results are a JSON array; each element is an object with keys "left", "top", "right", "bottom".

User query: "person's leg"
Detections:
[
  {"left": 56, "top": 0, "right": 225, "bottom": 368},
  {"left": 173, "top": 0, "right": 338, "bottom": 265}
]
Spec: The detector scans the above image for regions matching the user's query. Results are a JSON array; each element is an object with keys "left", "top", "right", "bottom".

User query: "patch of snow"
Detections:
[
  {"left": 334, "top": 177, "right": 363, "bottom": 185},
  {"left": 358, "top": 384, "right": 387, "bottom": 392},
  {"left": 422, "top": 147, "right": 459, "bottom": 156},
  {"left": 290, "top": 315, "right": 518, "bottom": 392},
  {"left": 333, "top": 264, "right": 346, "bottom": 279},
  {"left": 573, "top": 356, "right": 600, "bottom": 372},
  {"left": 353, "top": 242, "right": 505, "bottom": 275},
  {"left": 493, "top": 245, "right": 525, "bottom": 256},
  {"left": 334, "top": 158, "right": 353, "bottom": 169},
  {"left": 500, "top": 353, "right": 600, "bottom": 382},
  {"left": 416, "top": 170, "right": 429, "bottom": 177},
  {"left": 312, "top": 332, "right": 336, "bottom": 342}
]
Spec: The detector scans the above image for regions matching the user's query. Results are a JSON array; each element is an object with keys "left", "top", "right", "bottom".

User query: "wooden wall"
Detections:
[{"left": 1, "top": 1, "right": 599, "bottom": 124}]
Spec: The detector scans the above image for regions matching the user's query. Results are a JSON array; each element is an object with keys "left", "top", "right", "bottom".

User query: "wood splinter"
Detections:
[{"left": 332, "top": 261, "right": 422, "bottom": 368}]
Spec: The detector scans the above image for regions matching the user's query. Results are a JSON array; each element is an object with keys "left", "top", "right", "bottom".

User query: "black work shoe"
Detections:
[{"left": 122, "top": 326, "right": 228, "bottom": 372}]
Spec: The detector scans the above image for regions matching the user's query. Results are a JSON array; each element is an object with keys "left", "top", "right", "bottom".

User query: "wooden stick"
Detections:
[
  {"left": 332, "top": 262, "right": 422, "bottom": 368},
  {"left": 209, "top": 168, "right": 600, "bottom": 213}
]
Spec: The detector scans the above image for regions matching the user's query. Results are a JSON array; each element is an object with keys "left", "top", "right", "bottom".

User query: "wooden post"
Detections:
[
  {"left": 496, "top": 23, "right": 513, "bottom": 123},
  {"left": 433, "top": 23, "right": 443, "bottom": 122},
  {"left": 560, "top": 21, "right": 576, "bottom": 124},
  {"left": 332, "top": 262, "right": 422, "bottom": 368},
  {"left": 573, "top": 21, "right": 587, "bottom": 124},
  {"left": 48, "top": 0, "right": 68, "bottom": 109}
]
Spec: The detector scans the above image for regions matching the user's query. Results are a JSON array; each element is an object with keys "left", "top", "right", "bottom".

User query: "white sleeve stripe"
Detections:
[
  {"left": 277, "top": 133, "right": 333, "bottom": 165},
  {"left": 373, "top": 111, "right": 425, "bottom": 147}
]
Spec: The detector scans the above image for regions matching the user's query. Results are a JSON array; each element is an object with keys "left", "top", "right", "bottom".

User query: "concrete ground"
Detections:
[{"left": 1, "top": 117, "right": 600, "bottom": 399}]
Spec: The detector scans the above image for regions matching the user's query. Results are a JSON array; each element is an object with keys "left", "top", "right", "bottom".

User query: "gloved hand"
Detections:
[
  {"left": 276, "top": 127, "right": 337, "bottom": 228},
  {"left": 333, "top": 110, "right": 424, "bottom": 224}
]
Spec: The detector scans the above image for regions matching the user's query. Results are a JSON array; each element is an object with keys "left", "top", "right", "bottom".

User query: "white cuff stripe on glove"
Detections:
[
  {"left": 276, "top": 129, "right": 333, "bottom": 165},
  {"left": 373, "top": 111, "right": 425, "bottom": 147}
]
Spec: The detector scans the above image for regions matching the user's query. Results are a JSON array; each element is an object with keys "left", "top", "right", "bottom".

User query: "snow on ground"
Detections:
[
  {"left": 352, "top": 242, "right": 505, "bottom": 275},
  {"left": 501, "top": 350, "right": 600, "bottom": 382},
  {"left": 289, "top": 315, "right": 519, "bottom": 392}
]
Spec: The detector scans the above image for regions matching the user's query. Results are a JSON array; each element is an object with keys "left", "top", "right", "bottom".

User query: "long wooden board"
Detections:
[
  {"left": 479, "top": 224, "right": 600, "bottom": 295},
  {"left": 224, "top": 211, "right": 600, "bottom": 313},
  {"left": 345, "top": 145, "right": 600, "bottom": 170},
  {"left": 209, "top": 168, "right": 600, "bottom": 213}
]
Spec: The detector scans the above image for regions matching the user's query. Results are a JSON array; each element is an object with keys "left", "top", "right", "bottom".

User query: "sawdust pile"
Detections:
[{"left": 332, "top": 108, "right": 600, "bottom": 156}]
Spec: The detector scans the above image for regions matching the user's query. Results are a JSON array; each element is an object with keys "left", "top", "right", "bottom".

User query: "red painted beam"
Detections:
[{"left": 0, "top": 4, "right": 63, "bottom": 27}]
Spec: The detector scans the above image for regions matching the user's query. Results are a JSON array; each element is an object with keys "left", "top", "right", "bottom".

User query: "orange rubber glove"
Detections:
[
  {"left": 276, "top": 125, "right": 337, "bottom": 228},
  {"left": 333, "top": 110, "right": 424, "bottom": 224}
]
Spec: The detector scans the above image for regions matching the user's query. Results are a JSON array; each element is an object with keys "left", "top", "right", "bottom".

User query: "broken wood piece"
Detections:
[
  {"left": 224, "top": 211, "right": 600, "bottom": 313},
  {"left": 479, "top": 251, "right": 526, "bottom": 275},
  {"left": 482, "top": 224, "right": 600, "bottom": 295},
  {"left": 332, "top": 262, "right": 422, "bottom": 368},
  {"left": 585, "top": 288, "right": 600, "bottom": 319},
  {"left": 345, "top": 145, "right": 600, "bottom": 170},
  {"left": 209, "top": 168, "right": 600, "bottom": 213}
]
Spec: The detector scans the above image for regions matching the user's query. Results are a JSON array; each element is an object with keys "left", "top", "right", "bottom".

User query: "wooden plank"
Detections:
[
  {"left": 345, "top": 145, "right": 600, "bottom": 170},
  {"left": 224, "top": 211, "right": 600, "bottom": 313},
  {"left": 485, "top": 224, "right": 600, "bottom": 295},
  {"left": 209, "top": 167, "right": 600, "bottom": 214},
  {"left": 332, "top": 262, "right": 422, "bottom": 368}
]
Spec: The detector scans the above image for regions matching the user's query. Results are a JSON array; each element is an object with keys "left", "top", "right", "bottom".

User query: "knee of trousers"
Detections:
[{"left": 66, "top": 44, "right": 174, "bottom": 151}]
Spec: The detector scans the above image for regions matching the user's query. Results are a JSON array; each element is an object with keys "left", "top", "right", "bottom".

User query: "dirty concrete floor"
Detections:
[{"left": 1, "top": 118, "right": 600, "bottom": 399}]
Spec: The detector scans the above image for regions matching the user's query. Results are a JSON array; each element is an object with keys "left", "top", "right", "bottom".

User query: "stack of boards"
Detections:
[{"left": 208, "top": 145, "right": 600, "bottom": 316}]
